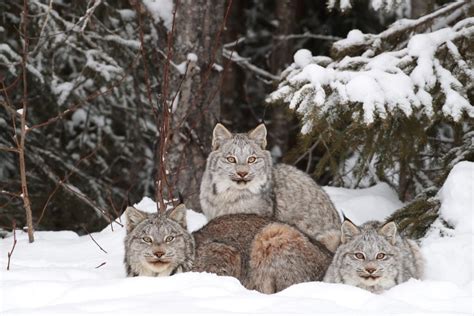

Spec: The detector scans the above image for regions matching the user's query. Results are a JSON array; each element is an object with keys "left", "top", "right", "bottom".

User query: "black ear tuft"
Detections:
[{"left": 178, "top": 192, "right": 185, "bottom": 204}]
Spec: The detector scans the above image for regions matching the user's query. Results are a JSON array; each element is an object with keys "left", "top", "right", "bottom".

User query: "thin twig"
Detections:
[
  {"left": 276, "top": 32, "right": 342, "bottom": 42},
  {"left": 78, "top": 0, "right": 103, "bottom": 32},
  {"left": 94, "top": 262, "right": 106, "bottom": 269},
  {"left": 6, "top": 221, "right": 17, "bottom": 271},
  {"left": 19, "top": 0, "right": 35, "bottom": 243},
  {"left": 35, "top": 145, "right": 102, "bottom": 227},
  {"left": 82, "top": 225, "right": 108, "bottom": 254}
]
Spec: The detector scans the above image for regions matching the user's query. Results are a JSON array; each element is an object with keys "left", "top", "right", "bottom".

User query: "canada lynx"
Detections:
[
  {"left": 323, "top": 220, "right": 424, "bottom": 293},
  {"left": 124, "top": 205, "right": 333, "bottom": 294},
  {"left": 200, "top": 123, "right": 341, "bottom": 238}
]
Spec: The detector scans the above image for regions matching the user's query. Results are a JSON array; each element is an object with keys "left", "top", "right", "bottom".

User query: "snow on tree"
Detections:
[
  {"left": 327, "top": 0, "right": 406, "bottom": 13},
  {"left": 0, "top": 0, "right": 180, "bottom": 232},
  {"left": 267, "top": 1, "right": 473, "bottom": 210}
]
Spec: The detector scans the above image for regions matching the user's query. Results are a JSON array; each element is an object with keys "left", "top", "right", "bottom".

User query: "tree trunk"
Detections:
[
  {"left": 166, "top": 0, "right": 225, "bottom": 210},
  {"left": 410, "top": 0, "right": 435, "bottom": 18},
  {"left": 269, "top": 0, "right": 300, "bottom": 160},
  {"left": 220, "top": 0, "right": 246, "bottom": 129}
]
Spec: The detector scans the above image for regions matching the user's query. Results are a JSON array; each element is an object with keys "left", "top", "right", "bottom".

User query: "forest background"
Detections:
[{"left": 0, "top": 0, "right": 472, "bottom": 241}]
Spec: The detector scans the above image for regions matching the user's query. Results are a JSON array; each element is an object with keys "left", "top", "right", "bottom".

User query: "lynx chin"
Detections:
[
  {"left": 200, "top": 123, "right": 341, "bottom": 238},
  {"left": 124, "top": 205, "right": 334, "bottom": 294},
  {"left": 323, "top": 220, "right": 424, "bottom": 293}
]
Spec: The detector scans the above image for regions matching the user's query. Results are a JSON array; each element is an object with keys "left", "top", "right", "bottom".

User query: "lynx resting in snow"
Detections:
[
  {"left": 323, "top": 220, "right": 424, "bottom": 293},
  {"left": 124, "top": 205, "right": 333, "bottom": 294},
  {"left": 200, "top": 123, "right": 341, "bottom": 238}
]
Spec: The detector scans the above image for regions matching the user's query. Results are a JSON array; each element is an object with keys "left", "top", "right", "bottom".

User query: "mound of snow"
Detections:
[
  {"left": 437, "top": 161, "right": 473, "bottom": 233},
  {"left": 324, "top": 182, "right": 403, "bottom": 224},
  {"left": 421, "top": 161, "right": 473, "bottom": 286}
]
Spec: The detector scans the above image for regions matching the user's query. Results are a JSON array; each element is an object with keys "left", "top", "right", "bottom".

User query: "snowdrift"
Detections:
[{"left": 1, "top": 162, "right": 472, "bottom": 315}]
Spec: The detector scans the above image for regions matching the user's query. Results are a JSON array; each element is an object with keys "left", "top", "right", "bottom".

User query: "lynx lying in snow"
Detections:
[
  {"left": 200, "top": 123, "right": 341, "bottom": 239},
  {"left": 124, "top": 205, "right": 333, "bottom": 294},
  {"left": 323, "top": 220, "right": 424, "bottom": 293}
]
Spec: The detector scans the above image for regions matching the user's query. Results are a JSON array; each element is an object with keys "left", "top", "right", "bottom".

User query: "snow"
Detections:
[
  {"left": 186, "top": 53, "right": 198, "bottom": 62},
  {"left": 1, "top": 162, "right": 473, "bottom": 315},
  {"left": 52, "top": 81, "right": 75, "bottom": 106},
  {"left": 116, "top": 9, "right": 136, "bottom": 21},
  {"left": 438, "top": 161, "right": 473, "bottom": 233},
  {"left": 343, "top": 29, "right": 366, "bottom": 47},
  {"left": 327, "top": 0, "right": 404, "bottom": 13},
  {"left": 420, "top": 161, "right": 473, "bottom": 288},
  {"left": 142, "top": 0, "right": 174, "bottom": 30},
  {"left": 293, "top": 49, "right": 313, "bottom": 68},
  {"left": 324, "top": 182, "right": 404, "bottom": 225},
  {"left": 71, "top": 108, "right": 87, "bottom": 127}
]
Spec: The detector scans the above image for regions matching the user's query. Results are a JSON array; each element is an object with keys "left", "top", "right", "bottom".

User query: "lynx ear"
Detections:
[
  {"left": 212, "top": 123, "right": 233, "bottom": 150},
  {"left": 168, "top": 204, "right": 187, "bottom": 229},
  {"left": 340, "top": 220, "right": 360, "bottom": 244},
  {"left": 316, "top": 229, "right": 341, "bottom": 253},
  {"left": 125, "top": 206, "right": 148, "bottom": 233},
  {"left": 248, "top": 123, "right": 267, "bottom": 149},
  {"left": 378, "top": 222, "right": 397, "bottom": 245}
]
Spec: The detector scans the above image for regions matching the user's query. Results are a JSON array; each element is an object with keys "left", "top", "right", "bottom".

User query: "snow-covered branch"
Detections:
[
  {"left": 331, "top": 0, "right": 472, "bottom": 59},
  {"left": 223, "top": 48, "right": 279, "bottom": 82},
  {"left": 267, "top": 17, "right": 474, "bottom": 131}
]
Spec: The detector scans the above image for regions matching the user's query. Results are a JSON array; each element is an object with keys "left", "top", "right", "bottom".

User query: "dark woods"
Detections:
[{"left": 0, "top": 0, "right": 471, "bottom": 237}]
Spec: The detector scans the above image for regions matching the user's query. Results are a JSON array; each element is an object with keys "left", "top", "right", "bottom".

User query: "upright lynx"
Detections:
[
  {"left": 200, "top": 123, "right": 341, "bottom": 237},
  {"left": 323, "top": 220, "right": 424, "bottom": 293}
]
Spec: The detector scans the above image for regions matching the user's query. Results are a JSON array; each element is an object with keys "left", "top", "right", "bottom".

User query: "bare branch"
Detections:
[
  {"left": 6, "top": 222, "right": 17, "bottom": 271},
  {"left": 78, "top": 0, "right": 103, "bottom": 32},
  {"left": 82, "top": 225, "right": 108, "bottom": 254},
  {"left": 222, "top": 48, "right": 279, "bottom": 82},
  {"left": 276, "top": 32, "right": 342, "bottom": 42},
  {"left": 19, "top": 0, "right": 35, "bottom": 243}
]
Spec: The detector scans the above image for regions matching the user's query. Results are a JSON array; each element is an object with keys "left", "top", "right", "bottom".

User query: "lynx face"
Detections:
[
  {"left": 208, "top": 124, "right": 272, "bottom": 193},
  {"left": 338, "top": 221, "right": 401, "bottom": 290},
  {"left": 124, "top": 206, "right": 194, "bottom": 276}
]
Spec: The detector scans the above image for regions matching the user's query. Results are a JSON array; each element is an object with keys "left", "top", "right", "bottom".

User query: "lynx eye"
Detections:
[
  {"left": 165, "top": 236, "right": 175, "bottom": 243},
  {"left": 376, "top": 253, "right": 386, "bottom": 260},
  {"left": 354, "top": 252, "right": 365, "bottom": 260},
  {"left": 247, "top": 156, "right": 256, "bottom": 163},
  {"left": 142, "top": 236, "right": 152, "bottom": 243},
  {"left": 226, "top": 156, "right": 236, "bottom": 163}
]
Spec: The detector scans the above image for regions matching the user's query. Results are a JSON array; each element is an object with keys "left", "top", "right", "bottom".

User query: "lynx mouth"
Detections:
[
  {"left": 145, "top": 260, "right": 172, "bottom": 273},
  {"left": 232, "top": 179, "right": 251, "bottom": 185},
  {"left": 146, "top": 259, "right": 171, "bottom": 265},
  {"left": 360, "top": 275, "right": 381, "bottom": 281}
]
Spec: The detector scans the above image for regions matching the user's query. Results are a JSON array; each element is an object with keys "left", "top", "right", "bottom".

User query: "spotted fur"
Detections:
[
  {"left": 125, "top": 208, "right": 333, "bottom": 294},
  {"left": 200, "top": 123, "right": 341, "bottom": 238},
  {"left": 323, "top": 220, "right": 424, "bottom": 293}
]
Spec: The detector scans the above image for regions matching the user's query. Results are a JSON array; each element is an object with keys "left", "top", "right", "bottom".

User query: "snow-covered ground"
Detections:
[{"left": 1, "top": 162, "right": 472, "bottom": 315}]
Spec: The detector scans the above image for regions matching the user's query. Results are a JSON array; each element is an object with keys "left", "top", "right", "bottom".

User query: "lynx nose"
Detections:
[
  {"left": 237, "top": 171, "right": 248, "bottom": 178},
  {"left": 365, "top": 267, "right": 376, "bottom": 274},
  {"left": 154, "top": 251, "right": 165, "bottom": 258}
]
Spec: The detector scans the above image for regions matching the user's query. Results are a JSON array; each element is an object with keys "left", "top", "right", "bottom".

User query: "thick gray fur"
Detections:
[
  {"left": 200, "top": 123, "right": 341, "bottom": 238},
  {"left": 124, "top": 206, "right": 333, "bottom": 294},
  {"left": 124, "top": 205, "right": 194, "bottom": 277},
  {"left": 323, "top": 220, "right": 424, "bottom": 293}
]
